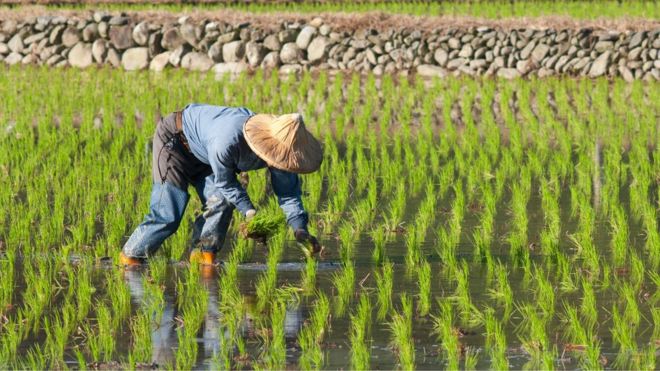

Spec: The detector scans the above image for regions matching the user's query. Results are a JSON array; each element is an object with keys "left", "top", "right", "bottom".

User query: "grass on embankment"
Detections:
[{"left": 2, "top": 0, "right": 659, "bottom": 20}]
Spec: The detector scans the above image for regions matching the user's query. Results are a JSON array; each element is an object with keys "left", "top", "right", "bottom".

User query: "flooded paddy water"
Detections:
[{"left": 1, "top": 67, "right": 659, "bottom": 369}]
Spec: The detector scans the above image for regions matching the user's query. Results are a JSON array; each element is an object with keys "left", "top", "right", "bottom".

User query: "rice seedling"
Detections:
[
  {"left": 388, "top": 294, "right": 415, "bottom": 370},
  {"left": 416, "top": 261, "right": 432, "bottom": 316},
  {"left": 370, "top": 225, "right": 387, "bottom": 265},
  {"left": 298, "top": 292, "right": 330, "bottom": 370},
  {"left": 349, "top": 294, "right": 372, "bottom": 370},
  {"left": 375, "top": 260, "right": 394, "bottom": 321},
  {"left": 432, "top": 300, "right": 461, "bottom": 370},
  {"left": 332, "top": 261, "right": 355, "bottom": 317}
]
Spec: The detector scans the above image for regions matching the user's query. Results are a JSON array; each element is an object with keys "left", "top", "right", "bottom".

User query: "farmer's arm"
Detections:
[
  {"left": 270, "top": 168, "right": 308, "bottom": 231},
  {"left": 209, "top": 144, "right": 255, "bottom": 215}
]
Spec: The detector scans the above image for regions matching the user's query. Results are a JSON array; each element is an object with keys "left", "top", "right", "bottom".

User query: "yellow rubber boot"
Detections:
[
  {"left": 190, "top": 249, "right": 216, "bottom": 265},
  {"left": 119, "top": 252, "right": 144, "bottom": 266}
]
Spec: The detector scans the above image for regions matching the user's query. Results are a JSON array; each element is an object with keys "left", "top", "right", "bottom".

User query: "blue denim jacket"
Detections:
[{"left": 182, "top": 104, "right": 308, "bottom": 231}]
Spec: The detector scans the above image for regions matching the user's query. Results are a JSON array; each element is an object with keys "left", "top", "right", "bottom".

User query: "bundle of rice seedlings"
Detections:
[{"left": 239, "top": 211, "right": 285, "bottom": 241}]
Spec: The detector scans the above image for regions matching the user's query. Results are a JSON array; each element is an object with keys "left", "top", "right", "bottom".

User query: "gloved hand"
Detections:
[
  {"left": 295, "top": 229, "right": 323, "bottom": 255},
  {"left": 245, "top": 209, "right": 257, "bottom": 220}
]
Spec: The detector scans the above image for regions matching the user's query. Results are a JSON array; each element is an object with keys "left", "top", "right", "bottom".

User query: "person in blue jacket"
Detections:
[{"left": 120, "top": 104, "right": 323, "bottom": 266}]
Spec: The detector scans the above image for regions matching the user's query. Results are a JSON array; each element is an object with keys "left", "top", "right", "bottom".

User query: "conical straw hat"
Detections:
[{"left": 243, "top": 113, "right": 323, "bottom": 174}]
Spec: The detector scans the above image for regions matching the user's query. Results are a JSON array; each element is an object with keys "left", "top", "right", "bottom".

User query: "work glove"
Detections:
[
  {"left": 295, "top": 229, "right": 323, "bottom": 256},
  {"left": 245, "top": 209, "right": 257, "bottom": 220}
]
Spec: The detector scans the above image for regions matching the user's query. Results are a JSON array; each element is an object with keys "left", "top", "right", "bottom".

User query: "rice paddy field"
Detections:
[{"left": 1, "top": 65, "right": 659, "bottom": 370}]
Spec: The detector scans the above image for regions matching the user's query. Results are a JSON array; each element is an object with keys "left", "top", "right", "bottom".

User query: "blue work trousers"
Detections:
[{"left": 122, "top": 113, "right": 234, "bottom": 258}]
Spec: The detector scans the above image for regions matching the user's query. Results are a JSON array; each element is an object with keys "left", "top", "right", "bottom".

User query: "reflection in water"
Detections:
[
  {"left": 124, "top": 269, "right": 177, "bottom": 366},
  {"left": 201, "top": 276, "right": 220, "bottom": 359},
  {"left": 123, "top": 268, "right": 307, "bottom": 368}
]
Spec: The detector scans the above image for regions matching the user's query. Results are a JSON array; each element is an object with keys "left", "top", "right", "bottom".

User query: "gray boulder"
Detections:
[
  {"left": 180, "top": 22, "right": 202, "bottom": 47},
  {"left": 589, "top": 51, "right": 610, "bottom": 77},
  {"left": 319, "top": 24, "right": 331, "bottom": 36},
  {"left": 222, "top": 41, "right": 245, "bottom": 63},
  {"left": 0, "top": 43, "right": 8, "bottom": 54},
  {"left": 49, "top": 25, "right": 65, "bottom": 44},
  {"left": 148, "top": 32, "right": 164, "bottom": 57},
  {"left": 279, "top": 29, "right": 298, "bottom": 44},
  {"left": 416, "top": 64, "right": 447, "bottom": 78},
  {"left": 46, "top": 54, "right": 63, "bottom": 66},
  {"left": 4, "top": 52, "right": 22, "bottom": 65},
  {"left": 531, "top": 44, "right": 550, "bottom": 62},
  {"left": 280, "top": 64, "right": 303, "bottom": 74},
  {"left": 181, "top": 52, "right": 214, "bottom": 71},
  {"left": 98, "top": 22, "right": 108, "bottom": 38},
  {"left": 108, "top": 15, "right": 129, "bottom": 26},
  {"left": 434, "top": 48, "right": 448, "bottom": 66},
  {"left": 61, "top": 27, "right": 80, "bottom": 48},
  {"left": 261, "top": 51, "right": 280, "bottom": 69},
  {"left": 161, "top": 27, "right": 184, "bottom": 50},
  {"left": 168, "top": 45, "right": 191, "bottom": 67},
  {"left": 68, "top": 42, "right": 93, "bottom": 68},
  {"left": 458, "top": 44, "right": 473, "bottom": 58},
  {"left": 447, "top": 57, "right": 467, "bottom": 69},
  {"left": 616, "top": 65, "right": 632, "bottom": 82},
  {"left": 307, "top": 36, "right": 329, "bottom": 63},
  {"left": 594, "top": 41, "right": 613, "bottom": 53},
  {"left": 122, "top": 47, "right": 149, "bottom": 70},
  {"left": 208, "top": 41, "right": 223, "bottom": 62},
  {"left": 217, "top": 31, "right": 238, "bottom": 44},
  {"left": 263, "top": 34, "right": 281, "bottom": 51},
  {"left": 110, "top": 25, "right": 135, "bottom": 50},
  {"left": 497, "top": 68, "right": 521, "bottom": 79},
  {"left": 132, "top": 21, "right": 150, "bottom": 46},
  {"left": 280, "top": 42, "right": 301, "bottom": 64},
  {"left": 105, "top": 48, "right": 121, "bottom": 67},
  {"left": 149, "top": 51, "right": 171, "bottom": 72},
  {"left": 629, "top": 31, "right": 645, "bottom": 49},
  {"left": 8, "top": 34, "right": 24, "bottom": 53},
  {"left": 447, "top": 38, "right": 460, "bottom": 49},
  {"left": 520, "top": 41, "right": 536, "bottom": 60},
  {"left": 296, "top": 26, "right": 316, "bottom": 50},
  {"left": 213, "top": 62, "right": 248, "bottom": 75},
  {"left": 82, "top": 23, "right": 98, "bottom": 42},
  {"left": 24, "top": 32, "right": 47, "bottom": 46},
  {"left": 93, "top": 11, "right": 110, "bottom": 23},
  {"left": 245, "top": 41, "right": 266, "bottom": 66},
  {"left": 92, "top": 39, "right": 107, "bottom": 63}
]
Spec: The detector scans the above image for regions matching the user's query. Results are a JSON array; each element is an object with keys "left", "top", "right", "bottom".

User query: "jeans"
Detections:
[{"left": 122, "top": 113, "right": 235, "bottom": 258}]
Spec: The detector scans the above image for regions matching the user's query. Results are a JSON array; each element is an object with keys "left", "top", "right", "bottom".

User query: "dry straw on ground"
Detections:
[{"left": 1, "top": 6, "right": 659, "bottom": 31}]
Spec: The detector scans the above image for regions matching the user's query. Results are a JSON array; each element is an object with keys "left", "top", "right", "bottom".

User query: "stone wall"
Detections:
[{"left": 1, "top": 12, "right": 659, "bottom": 80}]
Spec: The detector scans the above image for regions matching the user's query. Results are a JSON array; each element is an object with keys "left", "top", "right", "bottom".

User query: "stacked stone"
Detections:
[{"left": 0, "top": 13, "right": 658, "bottom": 80}]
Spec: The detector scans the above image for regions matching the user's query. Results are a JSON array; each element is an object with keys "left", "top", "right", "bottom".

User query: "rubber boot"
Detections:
[
  {"left": 119, "top": 252, "right": 144, "bottom": 266},
  {"left": 190, "top": 249, "right": 216, "bottom": 265}
]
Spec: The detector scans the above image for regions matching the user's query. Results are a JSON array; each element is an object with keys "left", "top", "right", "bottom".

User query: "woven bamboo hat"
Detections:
[{"left": 243, "top": 113, "right": 323, "bottom": 174}]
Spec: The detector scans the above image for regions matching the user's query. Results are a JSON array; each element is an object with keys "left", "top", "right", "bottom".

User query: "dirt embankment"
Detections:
[{"left": 1, "top": 6, "right": 659, "bottom": 32}]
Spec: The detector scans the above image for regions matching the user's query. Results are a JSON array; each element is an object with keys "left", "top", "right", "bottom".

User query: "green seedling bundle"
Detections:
[
  {"left": 239, "top": 211, "right": 285, "bottom": 241},
  {"left": 0, "top": 65, "right": 658, "bottom": 369}
]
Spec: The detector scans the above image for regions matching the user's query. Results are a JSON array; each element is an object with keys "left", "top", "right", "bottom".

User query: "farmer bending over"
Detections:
[{"left": 120, "top": 104, "right": 323, "bottom": 266}]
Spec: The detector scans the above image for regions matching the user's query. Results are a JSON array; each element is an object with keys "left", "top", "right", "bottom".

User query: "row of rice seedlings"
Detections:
[
  {"left": 432, "top": 301, "right": 462, "bottom": 369},
  {"left": 515, "top": 303, "right": 555, "bottom": 369},
  {"left": 297, "top": 292, "right": 330, "bottom": 369},
  {"left": 349, "top": 294, "right": 372, "bottom": 370},
  {"left": 255, "top": 230, "right": 286, "bottom": 311},
  {"left": 175, "top": 265, "right": 209, "bottom": 370},
  {"left": 388, "top": 294, "right": 415, "bottom": 370}
]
